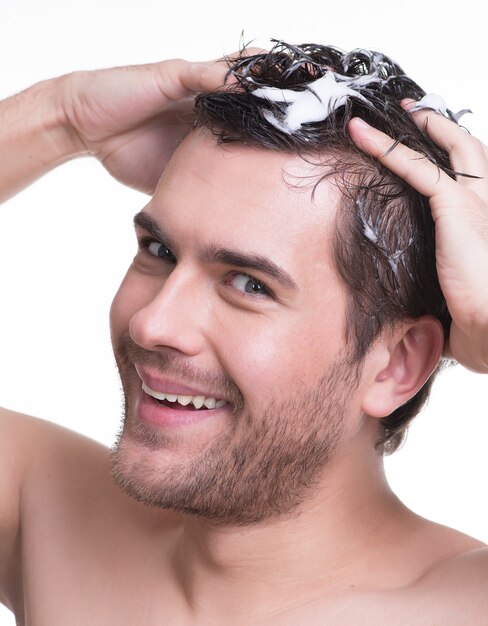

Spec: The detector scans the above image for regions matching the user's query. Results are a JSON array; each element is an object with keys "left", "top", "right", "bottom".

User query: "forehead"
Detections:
[{"left": 149, "top": 131, "right": 342, "bottom": 272}]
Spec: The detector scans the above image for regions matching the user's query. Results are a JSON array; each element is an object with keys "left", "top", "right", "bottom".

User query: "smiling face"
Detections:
[{"left": 109, "top": 130, "right": 368, "bottom": 526}]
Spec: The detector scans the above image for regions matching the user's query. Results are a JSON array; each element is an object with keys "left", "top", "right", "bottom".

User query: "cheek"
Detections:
[{"left": 220, "top": 311, "right": 343, "bottom": 407}]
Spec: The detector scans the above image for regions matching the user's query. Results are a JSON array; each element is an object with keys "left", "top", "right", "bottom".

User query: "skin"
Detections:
[
  {"left": 110, "top": 132, "right": 365, "bottom": 527},
  {"left": 349, "top": 107, "right": 488, "bottom": 373},
  {"left": 1, "top": 55, "right": 488, "bottom": 625}
]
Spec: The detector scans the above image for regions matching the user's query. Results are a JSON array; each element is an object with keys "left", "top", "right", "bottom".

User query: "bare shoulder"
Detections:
[
  {"left": 0, "top": 405, "right": 107, "bottom": 452},
  {"left": 419, "top": 542, "right": 488, "bottom": 590},
  {"left": 0, "top": 406, "right": 120, "bottom": 506},
  {"left": 2, "top": 405, "right": 181, "bottom": 532},
  {"left": 0, "top": 404, "right": 180, "bottom": 525},
  {"left": 0, "top": 404, "right": 109, "bottom": 503},
  {"left": 0, "top": 406, "right": 108, "bottom": 611},
  {"left": 0, "top": 405, "right": 111, "bottom": 491},
  {"left": 405, "top": 541, "right": 488, "bottom": 624},
  {"left": 1, "top": 406, "right": 181, "bottom": 619}
]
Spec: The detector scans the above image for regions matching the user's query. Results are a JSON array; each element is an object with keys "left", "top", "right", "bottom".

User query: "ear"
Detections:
[{"left": 361, "top": 316, "right": 445, "bottom": 418}]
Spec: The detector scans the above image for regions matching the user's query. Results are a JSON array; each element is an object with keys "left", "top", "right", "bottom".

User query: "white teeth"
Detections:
[
  {"left": 142, "top": 382, "right": 226, "bottom": 410},
  {"left": 192, "top": 396, "right": 205, "bottom": 409},
  {"left": 177, "top": 395, "right": 193, "bottom": 406},
  {"left": 142, "top": 383, "right": 166, "bottom": 401}
]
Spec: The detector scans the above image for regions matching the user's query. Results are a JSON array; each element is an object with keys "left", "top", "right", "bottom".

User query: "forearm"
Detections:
[{"left": 0, "top": 76, "right": 85, "bottom": 203}]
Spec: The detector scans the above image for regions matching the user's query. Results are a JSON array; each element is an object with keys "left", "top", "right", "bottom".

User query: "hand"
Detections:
[
  {"left": 348, "top": 105, "right": 488, "bottom": 373},
  {"left": 60, "top": 58, "right": 230, "bottom": 194}
]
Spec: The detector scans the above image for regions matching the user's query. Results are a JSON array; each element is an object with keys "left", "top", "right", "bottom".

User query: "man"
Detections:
[{"left": 1, "top": 41, "right": 487, "bottom": 624}]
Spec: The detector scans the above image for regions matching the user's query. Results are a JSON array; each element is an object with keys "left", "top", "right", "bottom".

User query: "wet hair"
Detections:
[{"left": 193, "top": 40, "right": 454, "bottom": 453}]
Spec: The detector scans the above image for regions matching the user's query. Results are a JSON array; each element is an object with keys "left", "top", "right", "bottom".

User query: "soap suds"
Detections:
[
  {"left": 407, "top": 93, "right": 472, "bottom": 123},
  {"left": 249, "top": 50, "right": 471, "bottom": 132},
  {"left": 357, "top": 197, "right": 415, "bottom": 280},
  {"left": 251, "top": 71, "right": 370, "bottom": 134}
]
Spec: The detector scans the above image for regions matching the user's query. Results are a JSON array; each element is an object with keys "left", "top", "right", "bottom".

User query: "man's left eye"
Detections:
[{"left": 229, "top": 273, "right": 270, "bottom": 296}]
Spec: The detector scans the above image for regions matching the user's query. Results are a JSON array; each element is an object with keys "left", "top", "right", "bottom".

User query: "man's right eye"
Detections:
[{"left": 140, "top": 237, "right": 177, "bottom": 264}]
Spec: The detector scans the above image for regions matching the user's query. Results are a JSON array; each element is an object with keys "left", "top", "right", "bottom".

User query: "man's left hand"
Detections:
[{"left": 349, "top": 105, "right": 488, "bottom": 373}]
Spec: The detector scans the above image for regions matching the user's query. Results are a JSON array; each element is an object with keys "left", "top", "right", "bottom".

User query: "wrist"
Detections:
[
  {"left": 38, "top": 74, "right": 89, "bottom": 163},
  {"left": 450, "top": 322, "right": 488, "bottom": 374},
  {"left": 53, "top": 72, "right": 92, "bottom": 159},
  {"left": 0, "top": 75, "right": 88, "bottom": 202}
]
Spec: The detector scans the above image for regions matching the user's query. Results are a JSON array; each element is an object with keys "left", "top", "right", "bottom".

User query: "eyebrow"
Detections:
[
  {"left": 133, "top": 211, "right": 298, "bottom": 291},
  {"left": 201, "top": 246, "right": 298, "bottom": 291},
  {"left": 134, "top": 211, "right": 174, "bottom": 248}
]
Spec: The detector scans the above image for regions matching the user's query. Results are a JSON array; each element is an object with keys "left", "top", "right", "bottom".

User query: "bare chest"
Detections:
[
  {"left": 16, "top": 456, "right": 487, "bottom": 626},
  {"left": 18, "top": 521, "right": 480, "bottom": 626}
]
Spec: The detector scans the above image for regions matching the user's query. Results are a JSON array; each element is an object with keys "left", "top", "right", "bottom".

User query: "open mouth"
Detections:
[
  {"left": 153, "top": 397, "right": 208, "bottom": 411},
  {"left": 142, "top": 382, "right": 227, "bottom": 412}
]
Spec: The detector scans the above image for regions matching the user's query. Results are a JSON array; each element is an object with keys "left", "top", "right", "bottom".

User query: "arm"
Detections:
[
  {"left": 0, "top": 77, "right": 80, "bottom": 203},
  {"left": 0, "top": 58, "right": 231, "bottom": 201},
  {"left": 0, "top": 410, "right": 55, "bottom": 613},
  {"left": 0, "top": 410, "right": 23, "bottom": 612},
  {"left": 0, "top": 409, "right": 113, "bottom": 615}
]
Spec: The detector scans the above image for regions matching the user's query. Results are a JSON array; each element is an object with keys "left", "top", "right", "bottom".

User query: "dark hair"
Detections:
[{"left": 193, "top": 40, "right": 454, "bottom": 453}]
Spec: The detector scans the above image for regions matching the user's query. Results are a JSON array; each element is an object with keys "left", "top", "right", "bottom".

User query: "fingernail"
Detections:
[
  {"left": 401, "top": 98, "right": 417, "bottom": 112},
  {"left": 352, "top": 117, "right": 371, "bottom": 129},
  {"left": 189, "top": 62, "right": 212, "bottom": 74}
]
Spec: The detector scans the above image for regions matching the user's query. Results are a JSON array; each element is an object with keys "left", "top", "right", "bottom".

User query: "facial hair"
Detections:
[{"left": 111, "top": 334, "right": 360, "bottom": 527}]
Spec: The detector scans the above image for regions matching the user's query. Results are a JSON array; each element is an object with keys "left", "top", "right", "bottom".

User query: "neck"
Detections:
[{"left": 169, "top": 436, "right": 411, "bottom": 621}]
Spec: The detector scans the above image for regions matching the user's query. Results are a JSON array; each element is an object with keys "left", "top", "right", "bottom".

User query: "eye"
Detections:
[
  {"left": 228, "top": 273, "right": 270, "bottom": 297},
  {"left": 140, "top": 237, "right": 176, "bottom": 264}
]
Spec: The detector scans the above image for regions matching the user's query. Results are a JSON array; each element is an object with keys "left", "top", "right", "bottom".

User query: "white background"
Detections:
[{"left": 1, "top": 0, "right": 487, "bottom": 623}]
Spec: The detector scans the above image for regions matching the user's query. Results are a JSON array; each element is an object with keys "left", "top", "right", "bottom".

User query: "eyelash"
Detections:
[
  {"left": 138, "top": 236, "right": 176, "bottom": 264},
  {"left": 137, "top": 236, "right": 273, "bottom": 299},
  {"left": 225, "top": 272, "right": 272, "bottom": 298}
]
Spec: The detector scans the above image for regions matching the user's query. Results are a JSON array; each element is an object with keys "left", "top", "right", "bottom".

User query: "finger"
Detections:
[
  {"left": 162, "top": 47, "right": 269, "bottom": 99},
  {"left": 223, "top": 46, "right": 270, "bottom": 60},
  {"left": 176, "top": 59, "right": 231, "bottom": 95},
  {"left": 402, "top": 100, "right": 488, "bottom": 190},
  {"left": 348, "top": 117, "right": 459, "bottom": 199}
]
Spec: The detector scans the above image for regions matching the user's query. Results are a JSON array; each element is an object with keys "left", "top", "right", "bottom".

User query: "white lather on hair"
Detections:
[
  {"left": 251, "top": 64, "right": 471, "bottom": 133},
  {"left": 408, "top": 93, "right": 471, "bottom": 123},
  {"left": 251, "top": 72, "right": 370, "bottom": 134}
]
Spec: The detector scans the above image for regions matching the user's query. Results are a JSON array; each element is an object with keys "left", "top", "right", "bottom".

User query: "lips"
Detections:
[
  {"left": 141, "top": 381, "right": 227, "bottom": 410},
  {"left": 135, "top": 365, "right": 226, "bottom": 399},
  {"left": 133, "top": 364, "right": 230, "bottom": 427}
]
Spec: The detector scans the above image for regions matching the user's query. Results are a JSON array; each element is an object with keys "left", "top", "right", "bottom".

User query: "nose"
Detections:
[{"left": 129, "top": 268, "right": 208, "bottom": 357}]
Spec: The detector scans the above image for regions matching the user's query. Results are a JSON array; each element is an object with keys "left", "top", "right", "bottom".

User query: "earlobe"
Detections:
[{"left": 361, "top": 317, "right": 445, "bottom": 418}]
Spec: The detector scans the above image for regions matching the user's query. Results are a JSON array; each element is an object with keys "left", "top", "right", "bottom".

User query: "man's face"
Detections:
[{"left": 110, "top": 131, "right": 367, "bottom": 526}]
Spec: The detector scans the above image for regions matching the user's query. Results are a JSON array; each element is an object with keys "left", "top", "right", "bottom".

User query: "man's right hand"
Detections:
[
  {"left": 0, "top": 56, "right": 233, "bottom": 203},
  {"left": 60, "top": 59, "right": 230, "bottom": 194}
]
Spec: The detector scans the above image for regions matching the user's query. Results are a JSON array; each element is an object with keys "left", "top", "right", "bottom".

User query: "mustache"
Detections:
[{"left": 116, "top": 333, "right": 244, "bottom": 408}]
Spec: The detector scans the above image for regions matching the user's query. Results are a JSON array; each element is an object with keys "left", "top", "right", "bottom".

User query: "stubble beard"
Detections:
[{"left": 111, "top": 336, "right": 360, "bottom": 527}]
